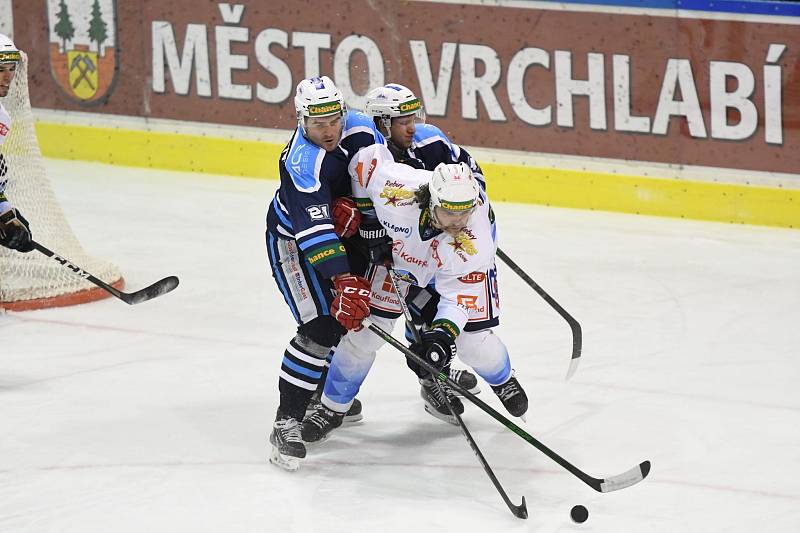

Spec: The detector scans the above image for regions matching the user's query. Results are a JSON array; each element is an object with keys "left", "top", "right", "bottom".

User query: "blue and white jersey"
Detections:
[
  {"left": 406, "top": 123, "right": 486, "bottom": 191},
  {"left": 341, "top": 110, "right": 384, "bottom": 158},
  {"left": 266, "top": 111, "right": 384, "bottom": 279}
]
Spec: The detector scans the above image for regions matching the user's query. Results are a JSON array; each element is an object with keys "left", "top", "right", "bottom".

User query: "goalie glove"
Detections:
[
  {"left": 330, "top": 274, "right": 372, "bottom": 331},
  {"left": 332, "top": 196, "right": 362, "bottom": 238},
  {"left": 0, "top": 208, "right": 34, "bottom": 253}
]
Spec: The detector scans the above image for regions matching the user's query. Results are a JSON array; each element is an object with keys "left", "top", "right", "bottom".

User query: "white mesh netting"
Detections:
[{"left": 0, "top": 53, "right": 122, "bottom": 310}]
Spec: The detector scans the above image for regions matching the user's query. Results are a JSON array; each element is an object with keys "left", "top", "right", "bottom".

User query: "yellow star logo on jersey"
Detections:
[
  {"left": 380, "top": 185, "right": 415, "bottom": 206},
  {"left": 448, "top": 231, "right": 477, "bottom": 255}
]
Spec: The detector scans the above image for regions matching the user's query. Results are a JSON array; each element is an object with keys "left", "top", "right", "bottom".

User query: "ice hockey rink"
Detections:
[{"left": 1, "top": 158, "right": 798, "bottom": 533}]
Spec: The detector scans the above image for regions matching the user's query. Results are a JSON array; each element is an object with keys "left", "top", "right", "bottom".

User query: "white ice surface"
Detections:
[{"left": 1, "top": 159, "right": 799, "bottom": 533}]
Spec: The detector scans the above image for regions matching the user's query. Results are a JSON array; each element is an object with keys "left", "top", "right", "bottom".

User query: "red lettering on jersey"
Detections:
[{"left": 458, "top": 272, "right": 486, "bottom": 284}]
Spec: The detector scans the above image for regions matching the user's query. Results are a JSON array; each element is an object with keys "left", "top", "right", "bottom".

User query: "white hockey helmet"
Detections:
[
  {"left": 0, "top": 34, "right": 21, "bottom": 64},
  {"left": 429, "top": 162, "right": 480, "bottom": 219},
  {"left": 365, "top": 83, "right": 425, "bottom": 132},
  {"left": 294, "top": 75, "right": 346, "bottom": 130}
]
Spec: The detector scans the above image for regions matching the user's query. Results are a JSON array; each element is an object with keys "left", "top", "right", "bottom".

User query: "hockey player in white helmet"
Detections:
[
  {"left": 301, "top": 143, "right": 529, "bottom": 443},
  {"left": 364, "top": 83, "right": 425, "bottom": 163},
  {"left": 0, "top": 34, "right": 33, "bottom": 253},
  {"left": 264, "top": 75, "right": 386, "bottom": 470},
  {"left": 364, "top": 83, "right": 486, "bottom": 189}
]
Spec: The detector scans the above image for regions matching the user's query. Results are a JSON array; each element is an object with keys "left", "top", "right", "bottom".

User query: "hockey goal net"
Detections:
[{"left": 0, "top": 53, "right": 123, "bottom": 311}]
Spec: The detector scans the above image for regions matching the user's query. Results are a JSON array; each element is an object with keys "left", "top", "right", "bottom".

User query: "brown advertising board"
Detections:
[{"left": 11, "top": 0, "right": 800, "bottom": 174}]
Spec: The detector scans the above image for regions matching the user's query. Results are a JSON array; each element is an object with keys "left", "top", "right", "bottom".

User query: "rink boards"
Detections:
[{"left": 3, "top": 0, "right": 799, "bottom": 228}]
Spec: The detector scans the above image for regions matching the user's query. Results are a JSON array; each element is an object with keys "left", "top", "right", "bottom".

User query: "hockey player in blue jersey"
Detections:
[
  {"left": 265, "top": 76, "right": 388, "bottom": 471},
  {"left": 365, "top": 83, "right": 487, "bottom": 189}
]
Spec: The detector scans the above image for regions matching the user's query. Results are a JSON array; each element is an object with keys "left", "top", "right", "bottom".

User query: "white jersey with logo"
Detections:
[
  {"left": 0, "top": 102, "right": 10, "bottom": 147},
  {"left": 0, "top": 101, "right": 12, "bottom": 212},
  {"left": 350, "top": 143, "right": 496, "bottom": 336}
]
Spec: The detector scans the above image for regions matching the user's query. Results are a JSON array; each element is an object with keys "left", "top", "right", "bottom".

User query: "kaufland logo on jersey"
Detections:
[
  {"left": 46, "top": 0, "right": 119, "bottom": 105},
  {"left": 0, "top": 123, "right": 8, "bottom": 137}
]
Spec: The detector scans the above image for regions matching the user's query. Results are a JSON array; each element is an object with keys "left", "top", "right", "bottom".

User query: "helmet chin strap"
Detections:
[{"left": 380, "top": 116, "right": 392, "bottom": 139}]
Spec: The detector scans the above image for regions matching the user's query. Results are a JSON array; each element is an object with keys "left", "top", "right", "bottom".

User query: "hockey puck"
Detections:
[{"left": 570, "top": 504, "right": 588, "bottom": 523}]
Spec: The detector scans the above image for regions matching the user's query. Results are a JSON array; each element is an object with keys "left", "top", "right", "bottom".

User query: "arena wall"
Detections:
[{"left": 7, "top": 0, "right": 800, "bottom": 228}]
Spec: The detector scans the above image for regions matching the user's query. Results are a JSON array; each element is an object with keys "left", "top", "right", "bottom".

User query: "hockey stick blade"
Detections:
[
  {"left": 388, "top": 269, "right": 527, "bottom": 518},
  {"left": 117, "top": 275, "right": 180, "bottom": 305},
  {"left": 33, "top": 241, "right": 179, "bottom": 305},
  {"left": 598, "top": 460, "right": 651, "bottom": 493},
  {"left": 496, "top": 248, "right": 582, "bottom": 380},
  {"left": 446, "top": 384, "right": 528, "bottom": 519},
  {"left": 366, "top": 320, "right": 651, "bottom": 493}
]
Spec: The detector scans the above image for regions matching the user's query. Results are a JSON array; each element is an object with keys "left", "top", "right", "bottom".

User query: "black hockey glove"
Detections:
[
  {"left": 359, "top": 216, "right": 393, "bottom": 266},
  {"left": 410, "top": 327, "right": 457, "bottom": 371},
  {"left": 0, "top": 208, "right": 34, "bottom": 253}
]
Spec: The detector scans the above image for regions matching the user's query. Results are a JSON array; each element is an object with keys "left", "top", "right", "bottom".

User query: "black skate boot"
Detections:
[
  {"left": 301, "top": 404, "right": 345, "bottom": 443},
  {"left": 448, "top": 367, "right": 481, "bottom": 395},
  {"left": 343, "top": 397, "right": 363, "bottom": 423},
  {"left": 305, "top": 397, "right": 363, "bottom": 424},
  {"left": 420, "top": 377, "right": 464, "bottom": 425},
  {"left": 490, "top": 372, "right": 528, "bottom": 418},
  {"left": 269, "top": 416, "right": 305, "bottom": 471}
]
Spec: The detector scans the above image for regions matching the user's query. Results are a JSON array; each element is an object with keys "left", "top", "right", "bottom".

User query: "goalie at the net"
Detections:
[{"left": 0, "top": 34, "right": 124, "bottom": 311}]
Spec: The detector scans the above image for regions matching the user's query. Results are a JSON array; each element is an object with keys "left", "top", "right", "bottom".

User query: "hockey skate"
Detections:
[
  {"left": 301, "top": 404, "right": 345, "bottom": 443},
  {"left": 305, "top": 397, "right": 363, "bottom": 424},
  {"left": 490, "top": 372, "right": 528, "bottom": 419},
  {"left": 269, "top": 417, "right": 306, "bottom": 471},
  {"left": 448, "top": 367, "right": 480, "bottom": 395},
  {"left": 420, "top": 377, "right": 464, "bottom": 425}
]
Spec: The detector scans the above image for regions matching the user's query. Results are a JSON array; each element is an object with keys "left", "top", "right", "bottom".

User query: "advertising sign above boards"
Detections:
[{"left": 11, "top": 0, "right": 800, "bottom": 174}]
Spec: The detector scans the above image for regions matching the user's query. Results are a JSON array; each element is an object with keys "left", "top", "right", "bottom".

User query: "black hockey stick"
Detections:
[
  {"left": 366, "top": 319, "right": 651, "bottom": 493},
  {"left": 495, "top": 247, "right": 582, "bottom": 380},
  {"left": 387, "top": 269, "right": 528, "bottom": 519},
  {"left": 32, "top": 241, "right": 179, "bottom": 305}
]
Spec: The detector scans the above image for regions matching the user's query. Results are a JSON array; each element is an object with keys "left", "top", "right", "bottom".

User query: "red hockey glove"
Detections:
[
  {"left": 331, "top": 274, "right": 371, "bottom": 330},
  {"left": 332, "top": 197, "right": 362, "bottom": 238}
]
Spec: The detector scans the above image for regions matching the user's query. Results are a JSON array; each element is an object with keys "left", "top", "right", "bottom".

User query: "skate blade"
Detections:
[
  {"left": 269, "top": 446, "right": 300, "bottom": 472},
  {"left": 343, "top": 413, "right": 364, "bottom": 424},
  {"left": 423, "top": 404, "right": 459, "bottom": 426}
]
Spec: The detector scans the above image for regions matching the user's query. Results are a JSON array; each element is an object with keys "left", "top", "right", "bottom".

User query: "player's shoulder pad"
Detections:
[
  {"left": 344, "top": 110, "right": 380, "bottom": 137},
  {"left": 413, "top": 123, "right": 449, "bottom": 144},
  {"left": 285, "top": 131, "right": 340, "bottom": 193},
  {"left": 413, "top": 123, "right": 457, "bottom": 157}
]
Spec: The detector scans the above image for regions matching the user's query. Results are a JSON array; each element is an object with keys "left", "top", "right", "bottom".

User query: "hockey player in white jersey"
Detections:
[
  {"left": 0, "top": 34, "right": 33, "bottom": 253},
  {"left": 361, "top": 83, "right": 491, "bottom": 394},
  {"left": 301, "top": 143, "right": 528, "bottom": 443}
]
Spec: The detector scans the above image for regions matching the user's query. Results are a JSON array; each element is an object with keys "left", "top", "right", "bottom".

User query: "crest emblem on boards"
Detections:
[{"left": 46, "top": 0, "right": 119, "bottom": 105}]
